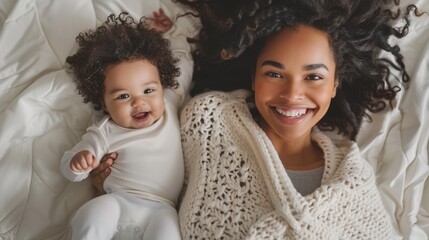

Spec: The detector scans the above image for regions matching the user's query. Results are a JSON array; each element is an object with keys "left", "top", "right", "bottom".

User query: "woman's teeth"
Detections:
[{"left": 275, "top": 108, "right": 307, "bottom": 117}]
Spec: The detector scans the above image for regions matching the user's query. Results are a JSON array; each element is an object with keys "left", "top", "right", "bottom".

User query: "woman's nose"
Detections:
[{"left": 279, "top": 79, "right": 304, "bottom": 101}]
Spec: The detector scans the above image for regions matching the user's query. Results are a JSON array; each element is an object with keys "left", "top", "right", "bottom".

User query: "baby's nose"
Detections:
[{"left": 131, "top": 96, "right": 147, "bottom": 107}]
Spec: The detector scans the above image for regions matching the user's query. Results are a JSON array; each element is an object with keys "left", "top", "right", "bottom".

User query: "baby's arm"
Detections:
[
  {"left": 60, "top": 122, "right": 107, "bottom": 182},
  {"left": 70, "top": 150, "right": 99, "bottom": 172}
]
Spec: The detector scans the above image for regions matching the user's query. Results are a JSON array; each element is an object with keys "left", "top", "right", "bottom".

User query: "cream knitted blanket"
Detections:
[{"left": 179, "top": 90, "right": 392, "bottom": 239}]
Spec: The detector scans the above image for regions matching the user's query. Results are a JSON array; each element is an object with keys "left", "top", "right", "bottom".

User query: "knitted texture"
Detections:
[{"left": 178, "top": 90, "right": 392, "bottom": 240}]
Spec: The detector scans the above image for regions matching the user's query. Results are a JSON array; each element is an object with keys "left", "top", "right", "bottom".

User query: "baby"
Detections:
[{"left": 60, "top": 9, "right": 192, "bottom": 240}]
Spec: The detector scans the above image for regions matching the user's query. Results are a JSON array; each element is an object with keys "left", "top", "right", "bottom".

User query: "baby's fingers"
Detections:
[
  {"left": 71, "top": 161, "right": 83, "bottom": 172},
  {"left": 91, "top": 158, "right": 100, "bottom": 169},
  {"left": 84, "top": 154, "right": 98, "bottom": 170},
  {"left": 153, "top": 8, "right": 164, "bottom": 19},
  {"left": 79, "top": 158, "right": 89, "bottom": 170}
]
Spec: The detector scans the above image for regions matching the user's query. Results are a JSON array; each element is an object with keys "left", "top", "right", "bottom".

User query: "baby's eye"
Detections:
[
  {"left": 265, "top": 71, "right": 282, "bottom": 78},
  {"left": 306, "top": 74, "right": 323, "bottom": 81},
  {"left": 144, "top": 89, "right": 155, "bottom": 94},
  {"left": 117, "top": 94, "right": 129, "bottom": 99}
]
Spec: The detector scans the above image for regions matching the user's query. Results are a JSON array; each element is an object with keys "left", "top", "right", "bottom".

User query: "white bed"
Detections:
[{"left": 0, "top": 0, "right": 427, "bottom": 239}]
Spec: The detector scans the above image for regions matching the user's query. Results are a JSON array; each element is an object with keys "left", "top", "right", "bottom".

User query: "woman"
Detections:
[{"left": 178, "top": 25, "right": 391, "bottom": 239}]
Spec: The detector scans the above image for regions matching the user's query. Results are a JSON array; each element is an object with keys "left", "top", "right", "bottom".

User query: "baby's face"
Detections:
[{"left": 103, "top": 60, "right": 165, "bottom": 129}]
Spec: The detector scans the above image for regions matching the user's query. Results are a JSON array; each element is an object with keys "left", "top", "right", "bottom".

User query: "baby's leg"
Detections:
[
  {"left": 143, "top": 205, "right": 181, "bottom": 240},
  {"left": 71, "top": 194, "right": 121, "bottom": 240}
]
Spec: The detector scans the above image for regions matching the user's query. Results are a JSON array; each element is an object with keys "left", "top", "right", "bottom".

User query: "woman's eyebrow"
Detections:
[
  {"left": 261, "top": 60, "right": 284, "bottom": 69},
  {"left": 261, "top": 61, "right": 329, "bottom": 71},
  {"left": 303, "top": 64, "right": 329, "bottom": 71}
]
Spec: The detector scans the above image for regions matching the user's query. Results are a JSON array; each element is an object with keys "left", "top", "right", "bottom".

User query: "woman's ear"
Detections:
[
  {"left": 251, "top": 73, "right": 256, "bottom": 91},
  {"left": 331, "top": 79, "right": 339, "bottom": 98}
]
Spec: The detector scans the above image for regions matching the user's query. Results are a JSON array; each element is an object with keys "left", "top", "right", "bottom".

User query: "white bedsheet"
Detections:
[
  {"left": 356, "top": 1, "right": 429, "bottom": 239},
  {"left": 0, "top": 0, "right": 427, "bottom": 239}
]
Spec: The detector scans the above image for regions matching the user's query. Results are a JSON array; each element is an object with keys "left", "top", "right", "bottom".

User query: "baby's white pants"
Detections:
[{"left": 71, "top": 192, "right": 181, "bottom": 240}]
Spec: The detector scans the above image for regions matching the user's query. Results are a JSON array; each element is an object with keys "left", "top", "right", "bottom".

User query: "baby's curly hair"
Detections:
[
  {"left": 65, "top": 12, "right": 180, "bottom": 111},
  {"left": 176, "top": 0, "right": 423, "bottom": 140}
]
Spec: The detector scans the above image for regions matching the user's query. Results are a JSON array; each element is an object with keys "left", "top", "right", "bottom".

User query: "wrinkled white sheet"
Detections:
[
  {"left": 0, "top": 0, "right": 427, "bottom": 239},
  {"left": 356, "top": 0, "right": 429, "bottom": 239}
]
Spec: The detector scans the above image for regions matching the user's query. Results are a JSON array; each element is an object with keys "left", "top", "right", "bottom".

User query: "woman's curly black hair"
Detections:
[
  {"left": 176, "top": 0, "right": 423, "bottom": 140},
  {"left": 65, "top": 12, "right": 180, "bottom": 111}
]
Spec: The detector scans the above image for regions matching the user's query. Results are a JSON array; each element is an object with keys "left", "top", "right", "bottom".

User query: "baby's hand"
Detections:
[
  {"left": 70, "top": 150, "right": 99, "bottom": 172},
  {"left": 149, "top": 8, "right": 172, "bottom": 33}
]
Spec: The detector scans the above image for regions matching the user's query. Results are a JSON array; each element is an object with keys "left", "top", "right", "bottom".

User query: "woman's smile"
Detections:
[{"left": 271, "top": 106, "right": 314, "bottom": 125}]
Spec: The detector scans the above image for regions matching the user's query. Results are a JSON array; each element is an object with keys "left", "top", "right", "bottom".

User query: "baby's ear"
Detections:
[{"left": 103, "top": 103, "right": 109, "bottom": 113}]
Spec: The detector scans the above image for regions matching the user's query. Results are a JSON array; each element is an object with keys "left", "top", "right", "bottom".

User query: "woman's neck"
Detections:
[{"left": 268, "top": 132, "right": 325, "bottom": 171}]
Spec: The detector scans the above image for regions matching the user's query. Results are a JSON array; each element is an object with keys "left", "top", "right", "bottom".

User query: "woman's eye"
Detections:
[
  {"left": 265, "top": 71, "right": 282, "bottom": 78},
  {"left": 306, "top": 74, "right": 323, "bottom": 81},
  {"left": 144, "top": 89, "right": 155, "bottom": 94},
  {"left": 117, "top": 94, "right": 129, "bottom": 99}
]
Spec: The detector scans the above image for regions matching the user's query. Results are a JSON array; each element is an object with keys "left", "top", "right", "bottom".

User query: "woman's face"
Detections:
[
  {"left": 253, "top": 25, "right": 337, "bottom": 142},
  {"left": 103, "top": 60, "right": 165, "bottom": 129}
]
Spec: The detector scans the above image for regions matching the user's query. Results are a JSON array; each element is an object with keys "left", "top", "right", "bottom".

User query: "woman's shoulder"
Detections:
[
  {"left": 313, "top": 130, "right": 375, "bottom": 184},
  {"left": 188, "top": 89, "right": 250, "bottom": 104},
  {"left": 181, "top": 89, "right": 250, "bottom": 115},
  {"left": 312, "top": 129, "right": 359, "bottom": 153}
]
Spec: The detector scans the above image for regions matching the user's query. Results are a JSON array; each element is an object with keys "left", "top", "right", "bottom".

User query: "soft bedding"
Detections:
[{"left": 0, "top": 0, "right": 427, "bottom": 239}]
